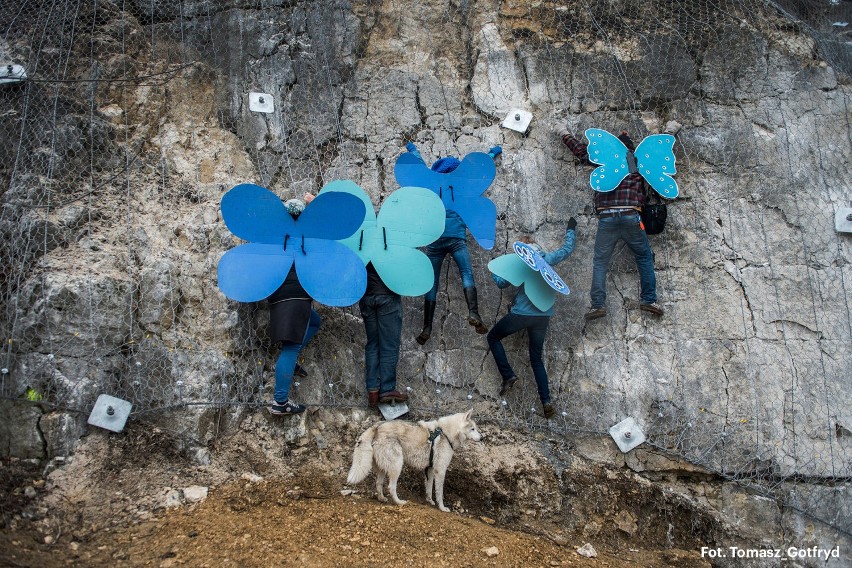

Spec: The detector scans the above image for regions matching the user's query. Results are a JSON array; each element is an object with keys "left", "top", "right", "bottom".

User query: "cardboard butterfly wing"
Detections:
[
  {"left": 394, "top": 151, "right": 497, "bottom": 250},
  {"left": 487, "top": 253, "right": 559, "bottom": 313},
  {"left": 634, "top": 134, "right": 679, "bottom": 198},
  {"left": 585, "top": 128, "right": 631, "bottom": 193},
  {"left": 292, "top": 191, "right": 368, "bottom": 306},
  {"left": 218, "top": 184, "right": 298, "bottom": 302},
  {"left": 217, "top": 184, "right": 367, "bottom": 306}
]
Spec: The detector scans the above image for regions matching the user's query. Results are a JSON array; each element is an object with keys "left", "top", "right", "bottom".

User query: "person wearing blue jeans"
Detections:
[
  {"left": 488, "top": 221, "right": 577, "bottom": 419},
  {"left": 359, "top": 262, "right": 408, "bottom": 407},
  {"left": 267, "top": 199, "right": 321, "bottom": 415},
  {"left": 557, "top": 126, "right": 663, "bottom": 320},
  {"left": 404, "top": 142, "right": 502, "bottom": 344}
]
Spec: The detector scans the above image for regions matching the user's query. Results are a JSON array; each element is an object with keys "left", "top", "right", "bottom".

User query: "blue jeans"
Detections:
[
  {"left": 591, "top": 213, "right": 656, "bottom": 308},
  {"left": 274, "top": 309, "right": 321, "bottom": 402},
  {"left": 359, "top": 294, "right": 402, "bottom": 394},
  {"left": 425, "top": 237, "right": 475, "bottom": 301},
  {"left": 487, "top": 313, "right": 551, "bottom": 404}
]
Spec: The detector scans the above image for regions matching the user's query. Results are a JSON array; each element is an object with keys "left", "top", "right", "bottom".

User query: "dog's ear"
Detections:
[{"left": 464, "top": 408, "right": 473, "bottom": 422}]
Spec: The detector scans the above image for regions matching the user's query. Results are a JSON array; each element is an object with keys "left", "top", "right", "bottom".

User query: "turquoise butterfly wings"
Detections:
[
  {"left": 217, "top": 183, "right": 367, "bottom": 306},
  {"left": 394, "top": 151, "right": 497, "bottom": 249},
  {"left": 319, "top": 180, "right": 445, "bottom": 296},
  {"left": 488, "top": 242, "right": 570, "bottom": 312},
  {"left": 585, "top": 128, "right": 679, "bottom": 199}
]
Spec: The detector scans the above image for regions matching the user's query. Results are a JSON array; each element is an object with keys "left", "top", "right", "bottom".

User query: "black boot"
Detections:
[
  {"left": 464, "top": 287, "right": 488, "bottom": 334},
  {"left": 416, "top": 300, "right": 437, "bottom": 345}
]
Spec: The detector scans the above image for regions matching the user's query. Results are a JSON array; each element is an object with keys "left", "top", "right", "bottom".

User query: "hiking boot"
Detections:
[
  {"left": 269, "top": 399, "right": 306, "bottom": 415},
  {"left": 379, "top": 390, "right": 409, "bottom": 403},
  {"left": 464, "top": 287, "right": 489, "bottom": 334},
  {"left": 584, "top": 307, "right": 607, "bottom": 321},
  {"left": 640, "top": 302, "right": 664, "bottom": 316},
  {"left": 367, "top": 390, "right": 380, "bottom": 407},
  {"left": 499, "top": 376, "right": 518, "bottom": 397},
  {"left": 542, "top": 403, "right": 555, "bottom": 419},
  {"left": 294, "top": 364, "right": 308, "bottom": 378},
  {"left": 416, "top": 300, "right": 437, "bottom": 345}
]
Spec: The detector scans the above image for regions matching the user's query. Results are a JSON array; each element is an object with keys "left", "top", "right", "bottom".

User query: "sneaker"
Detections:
[
  {"left": 294, "top": 364, "right": 308, "bottom": 378},
  {"left": 499, "top": 376, "right": 518, "bottom": 396},
  {"left": 269, "top": 399, "right": 306, "bottom": 415},
  {"left": 584, "top": 307, "right": 607, "bottom": 321},
  {"left": 367, "top": 390, "right": 380, "bottom": 407},
  {"left": 542, "top": 403, "right": 555, "bottom": 419},
  {"left": 640, "top": 302, "right": 664, "bottom": 316},
  {"left": 379, "top": 390, "right": 409, "bottom": 403}
]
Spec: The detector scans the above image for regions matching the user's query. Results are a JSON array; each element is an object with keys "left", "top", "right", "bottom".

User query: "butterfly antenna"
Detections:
[
  {"left": 283, "top": 234, "right": 289, "bottom": 251},
  {"left": 449, "top": 185, "right": 455, "bottom": 202},
  {"left": 382, "top": 227, "right": 387, "bottom": 250},
  {"left": 358, "top": 229, "right": 364, "bottom": 251},
  {"left": 301, "top": 235, "right": 306, "bottom": 255}
]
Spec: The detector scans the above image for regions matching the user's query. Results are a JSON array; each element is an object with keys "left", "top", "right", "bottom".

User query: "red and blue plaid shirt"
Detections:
[{"left": 562, "top": 135, "right": 646, "bottom": 211}]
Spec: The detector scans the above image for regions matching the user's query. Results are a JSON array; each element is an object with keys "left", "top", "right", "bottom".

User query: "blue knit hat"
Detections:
[{"left": 430, "top": 156, "right": 461, "bottom": 173}]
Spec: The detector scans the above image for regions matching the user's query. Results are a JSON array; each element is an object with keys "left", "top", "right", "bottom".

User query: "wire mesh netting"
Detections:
[{"left": 0, "top": 0, "right": 850, "bottom": 539}]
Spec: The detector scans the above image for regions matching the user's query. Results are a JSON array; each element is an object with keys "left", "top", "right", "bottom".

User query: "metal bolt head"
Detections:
[
  {"left": 106, "top": 406, "right": 115, "bottom": 416},
  {"left": 515, "top": 113, "right": 521, "bottom": 121},
  {"left": 624, "top": 431, "right": 632, "bottom": 439},
  {"left": 847, "top": 213, "right": 852, "bottom": 222},
  {"left": 259, "top": 96, "right": 265, "bottom": 104}
]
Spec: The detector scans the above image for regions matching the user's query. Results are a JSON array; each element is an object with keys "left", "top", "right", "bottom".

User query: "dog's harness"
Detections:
[{"left": 426, "top": 427, "right": 454, "bottom": 472}]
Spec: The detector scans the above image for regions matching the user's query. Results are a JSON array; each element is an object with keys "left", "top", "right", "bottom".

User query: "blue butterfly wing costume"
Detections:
[
  {"left": 394, "top": 151, "right": 497, "bottom": 250},
  {"left": 217, "top": 183, "right": 367, "bottom": 306},
  {"left": 585, "top": 128, "right": 679, "bottom": 198},
  {"left": 318, "top": 180, "right": 445, "bottom": 296}
]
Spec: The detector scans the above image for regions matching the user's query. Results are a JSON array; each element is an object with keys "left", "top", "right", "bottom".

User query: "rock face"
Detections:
[{"left": 0, "top": 0, "right": 850, "bottom": 549}]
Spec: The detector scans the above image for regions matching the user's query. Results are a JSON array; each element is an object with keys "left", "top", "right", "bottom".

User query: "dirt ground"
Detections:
[{"left": 0, "top": 414, "right": 712, "bottom": 568}]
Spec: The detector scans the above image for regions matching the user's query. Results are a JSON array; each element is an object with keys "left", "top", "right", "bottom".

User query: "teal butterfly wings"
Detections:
[
  {"left": 319, "top": 180, "right": 445, "bottom": 296},
  {"left": 585, "top": 128, "right": 679, "bottom": 198},
  {"left": 488, "top": 242, "right": 570, "bottom": 312}
]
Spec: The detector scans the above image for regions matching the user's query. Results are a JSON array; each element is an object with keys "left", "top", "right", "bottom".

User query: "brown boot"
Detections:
[{"left": 464, "top": 287, "right": 488, "bottom": 334}]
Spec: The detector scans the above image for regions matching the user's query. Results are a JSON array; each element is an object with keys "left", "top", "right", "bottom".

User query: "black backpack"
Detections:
[{"left": 641, "top": 185, "right": 668, "bottom": 235}]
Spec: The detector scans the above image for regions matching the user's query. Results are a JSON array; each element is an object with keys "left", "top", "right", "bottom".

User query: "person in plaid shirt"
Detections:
[{"left": 557, "top": 125, "right": 664, "bottom": 321}]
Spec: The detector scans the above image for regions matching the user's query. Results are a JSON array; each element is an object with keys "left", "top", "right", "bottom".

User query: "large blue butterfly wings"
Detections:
[
  {"left": 394, "top": 151, "right": 497, "bottom": 249},
  {"left": 217, "top": 183, "right": 367, "bottom": 306},
  {"left": 585, "top": 128, "right": 679, "bottom": 199}
]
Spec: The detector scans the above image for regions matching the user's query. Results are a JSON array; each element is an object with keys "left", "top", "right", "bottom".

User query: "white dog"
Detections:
[{"left": 346, "top": 409, "right": 482, "bottom": 512}]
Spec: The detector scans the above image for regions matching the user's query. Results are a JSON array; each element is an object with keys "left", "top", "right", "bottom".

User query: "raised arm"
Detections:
[
  {"left": 556, "top": 123, "right": 594, "bottom": 166},
  {"left": 542, "top": 218, "right": 577, "bottom": 267}
]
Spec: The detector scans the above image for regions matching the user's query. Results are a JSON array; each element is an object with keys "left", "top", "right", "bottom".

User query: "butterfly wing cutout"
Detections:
[
  {"left": 393, "top": 151, "right": 497, "bottom": 250},
  {"left": 634, "top": 134, "right": 679, "bottom": 198},
  {"left": 295, "top": 239, "right": 367, "bottom": 306},
  {"left": 292, "top": 190, "right": 367, "bottom": 306},
  {"left": 217, "top": 184, "right": 366, "bottom": 306},
  {"left": 217, "top": 243, "right": 294, "bottom": 303},
  {"left": 512, "top": 242, "right": 570, "bottom": 296},
  {"left": 488, "top": 253, "right": 557, "bottom": 313},
  {"left": 371, "top": 186, "right": 445, "bottom": 295},
  {"left": 585, "top": 128, "right": 631, "bottom": 193},
  {"left": 218, "top": 184, "right": 295, "bottom": 302},
  {"left": 221, "top": 183, "right": 293, "bottom": 243}
]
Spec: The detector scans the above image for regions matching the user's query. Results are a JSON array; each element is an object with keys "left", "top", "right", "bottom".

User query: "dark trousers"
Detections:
[
  {"left": 359, "top": 294, "right": 402, "bottom": 394},
  {"left": 486, "top": 313, "right": 551, "bottom": 404}
]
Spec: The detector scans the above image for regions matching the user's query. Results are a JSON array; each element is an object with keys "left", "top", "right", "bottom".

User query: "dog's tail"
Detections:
[{"left": 346, "top": 426, "right": 377, "bottom": 485}]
